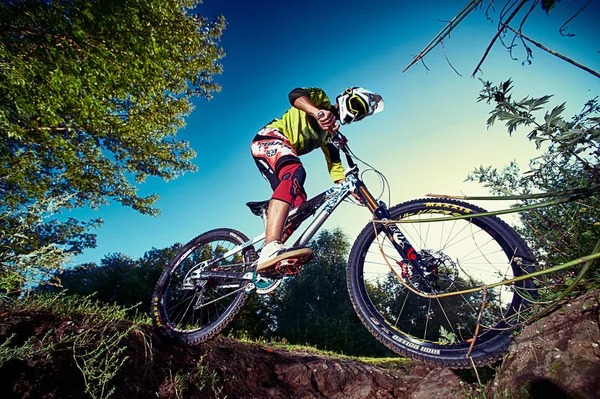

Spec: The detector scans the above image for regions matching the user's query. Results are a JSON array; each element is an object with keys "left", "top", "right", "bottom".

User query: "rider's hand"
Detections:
[{"left": 316, "top": 110, "right": 339, "bottom": 132}]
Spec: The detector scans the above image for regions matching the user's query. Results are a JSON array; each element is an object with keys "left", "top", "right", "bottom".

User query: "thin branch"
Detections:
[
  {"left": 403, "top": 0, "right": 482, "bottom": 73},
  {"left": 485, "top": 0, "right": 497, "bottom": 22},
  {"left": 471, "top": 0, "right": 530, "bottom": 77},
  {"left": 505, "top": 25, "right": 600, "bottom": 78},
  {"left": 519, "top": 0, "right": 540, "bottom": 31},
  {"left": 499, "top": 0, "right": 521, "bottom": 27},
  {"left": 559, "top": 0, "right": 593, "bottom": 37},
  {"left": 441, "top": 40, "right": 463, "bottom": 76},
  {"left": 510, "top": 0, "right": 539, "bottom": 63}
]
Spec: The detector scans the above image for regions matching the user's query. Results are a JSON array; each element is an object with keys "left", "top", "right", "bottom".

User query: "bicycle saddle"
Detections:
[{"left": 246, "top": 200, "right": 269, "bottom": 217}]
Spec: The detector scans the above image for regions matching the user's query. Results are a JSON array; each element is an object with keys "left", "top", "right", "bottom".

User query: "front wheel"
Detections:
[
  {"left": 151, "top": 228, "right": 256, "bottom": 344},
  {"left": 347, "top": 198, "right": 537, "bottom": 367}
]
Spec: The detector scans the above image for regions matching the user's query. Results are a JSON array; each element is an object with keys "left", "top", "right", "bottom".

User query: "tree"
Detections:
[
  {"left": 57, "top": 245, "right": 180, "bottom": 314},
  {"left": 0, "top": 0, "right": 225, "bottom": 292},
  {"left": 225, "top": 294, "right": 277, "bottom": 340},
  {"left": 272, "top": 229, "right": 392, "bottom": 357},
  {"left": 0, "top": 195, "right": 75, "bottom": 294},
  {"left": 468, "top": 79, "right": 600, "bottom": 295}
]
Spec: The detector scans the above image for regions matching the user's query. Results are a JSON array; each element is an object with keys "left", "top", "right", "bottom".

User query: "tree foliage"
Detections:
[
  {"left": 56, "top": 245, "right": 180, "bottom": 314},
  {"left": 369, "top": 271, "right": 500, "bottom": 344},
  {"left": 1, "top": 0, "right": 225, "bottom": 213},
  {"left": 469, "top": 79, "right": 600, "bottom": 294},
  {"left": 55, "top": 229, "right": 393, "bottom": 357},
  {"left": 0, "top": 195, "right": 71, "bottom": 295},
  {"left": 1, "top": 0, "right": 225, "bottom": 292}
]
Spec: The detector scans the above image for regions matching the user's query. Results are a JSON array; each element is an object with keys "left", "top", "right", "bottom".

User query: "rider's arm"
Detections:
[
  {"left": 322, "top": 143, "right": 345, "bottom": 183},
  {"left": 289, "top": 88, "right": 339, "bottom": 131}
]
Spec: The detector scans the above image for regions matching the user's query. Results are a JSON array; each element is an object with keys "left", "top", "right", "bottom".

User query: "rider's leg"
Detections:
[
  {"left": 251, "top": 129, "right": 313, "bottom": 272},
  {"left": 256, "top": 162, "right": 312, "bottom": 272},
  {"left": 265, "top": 199, "right": 290, "bottom": 244}
]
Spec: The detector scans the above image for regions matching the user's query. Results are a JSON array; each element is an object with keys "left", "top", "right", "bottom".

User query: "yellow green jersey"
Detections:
[{"left": 265, "top": 87, "right": 344, "bottom": 182}]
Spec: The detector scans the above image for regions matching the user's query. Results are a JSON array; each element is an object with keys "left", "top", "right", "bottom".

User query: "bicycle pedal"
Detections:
[{"left": 274, "top": 258, "right": 303, "bottom": 276}]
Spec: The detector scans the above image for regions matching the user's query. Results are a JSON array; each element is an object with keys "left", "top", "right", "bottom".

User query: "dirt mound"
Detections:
[
  {"left": 2, "top": 291, "right": 599, "bottom": 398},
  {"left": 0, "top": 308, "right": 467, "bottom": 398},
  {"left": 492, "top": 290, "right": 600, "bottom": 399}
]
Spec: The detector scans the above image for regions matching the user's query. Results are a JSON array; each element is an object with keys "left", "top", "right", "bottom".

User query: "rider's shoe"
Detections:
[{"left": 256, "top": 240, "right": 313, "bottom": 275}]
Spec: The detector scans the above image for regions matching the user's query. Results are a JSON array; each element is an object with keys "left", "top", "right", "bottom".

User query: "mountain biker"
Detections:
[{"left": 251, "top": 87, "right": 384, "bottom": 274}]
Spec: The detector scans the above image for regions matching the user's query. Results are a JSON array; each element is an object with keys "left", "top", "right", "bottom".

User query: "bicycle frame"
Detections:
[
  {"left": 205, "top": 175, "right": 359, "bottom": 269},
  {"left": 203, "top": 132, "right": 425, "bottom": 278}
]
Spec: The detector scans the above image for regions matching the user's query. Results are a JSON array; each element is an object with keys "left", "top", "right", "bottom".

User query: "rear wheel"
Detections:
[
  {"left": 347, "top": 198, "right": 537, "bottom": 367},
  {"left": 151, "top": 228, "right": 256, "bottom": 344}
]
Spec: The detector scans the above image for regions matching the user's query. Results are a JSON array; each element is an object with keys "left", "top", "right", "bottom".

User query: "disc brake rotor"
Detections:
[{"left": 406, "top": 250, "right": 458, "bottom": 294}]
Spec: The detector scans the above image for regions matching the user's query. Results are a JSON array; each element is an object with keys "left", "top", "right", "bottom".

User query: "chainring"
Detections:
[{"left": 250, "top": 272, "right": 283, "bottom": 294}]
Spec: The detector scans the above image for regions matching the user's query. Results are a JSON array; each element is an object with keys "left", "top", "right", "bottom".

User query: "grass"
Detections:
[
  {"left": 196, "top": 355, "right": 228, "bottom": 399},
  {"left": 232, "top": 334, "right": 412, "bottom": 370},
  {"left": 0, "top": 329, "right": 58, "bottom": 366},
  {"left": 9, "top": 291, "right": 150, "bottom": 325},
  {"left": 2, "top": 292, "right": 148, "bottom": 399},
  {"left": 456, "top": 380, "right": 490, "bottom": 399}
]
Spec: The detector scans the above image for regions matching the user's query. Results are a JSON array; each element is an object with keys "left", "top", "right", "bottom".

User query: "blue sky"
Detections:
[{"left": 70, "top": 0, "right": 600, "bottom": 265}]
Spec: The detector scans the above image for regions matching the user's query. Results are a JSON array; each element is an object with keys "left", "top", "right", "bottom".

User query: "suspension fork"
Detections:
[{"left": 355, "top": 180, "right": 426, "bottom": 276}]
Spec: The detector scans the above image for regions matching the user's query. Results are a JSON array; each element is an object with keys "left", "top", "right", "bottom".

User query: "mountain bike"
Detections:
[{"left": 151, "top": 132, "right": 537, "bottom": 368}]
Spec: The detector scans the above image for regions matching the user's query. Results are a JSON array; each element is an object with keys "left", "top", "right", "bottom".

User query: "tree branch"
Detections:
[
  {"left": 441, "top": 40, "right": 463, "bottom": 76},
  {"left": 403, "top": 0, "right": 482, "bottom": 73},
  {"left": 505, "top": 25, "right": 600, "bottom": 78},
  {"left": 471, "top": 0, "right": 529, "bottom": 77},
  {"left": 559, "top": 0, "right": 593, "bottom": 37}
]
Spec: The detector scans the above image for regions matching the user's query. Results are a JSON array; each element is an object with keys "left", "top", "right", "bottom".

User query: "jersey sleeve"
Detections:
[
  {"left": 288, "top": 87, "right": 332, "bottom": 109},
  {"left": 322, "top": 142, "right": 345, "bottom": 182}
]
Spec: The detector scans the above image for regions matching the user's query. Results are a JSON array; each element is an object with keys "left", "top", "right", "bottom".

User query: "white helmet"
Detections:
[{"left": 336, "top": 87, "right": 384, "bottom": 125}]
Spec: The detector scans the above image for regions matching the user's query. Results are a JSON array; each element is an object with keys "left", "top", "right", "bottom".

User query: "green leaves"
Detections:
[
  {"left": 473, "top": 79, "right": 600, "bottom": 298},
  {"left": 523, "top": 95, "right": 553, "bottom": 113},
  {"left": 544, "top": 102, "right": 566, "bottom": 127},
  {"left": 478, "top": 78, "right": 551, "bottom": 136},
  {"left": 542, "top": 0, "right": 559, "bottom": 14},
  {"left": 1, "top": 0, "right": 225, "bottom": 214},
  {"left": 1, "top": 0, "right": 226, "bottom": 292},
  {"left": 439, "top": 326, "right": 457, "bottom": 344}
]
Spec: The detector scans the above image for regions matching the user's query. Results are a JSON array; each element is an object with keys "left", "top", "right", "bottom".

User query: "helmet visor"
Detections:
[
  {"left": 336, "top": 87, "right": 384, "bottom": 125},
  {"left": 348, "top": 95, "right": 369, "bottom": 120}
]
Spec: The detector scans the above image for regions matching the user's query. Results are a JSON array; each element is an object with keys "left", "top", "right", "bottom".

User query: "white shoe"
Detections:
[{"left": 256, "top": 241, "right": 313, "bottom": 274}]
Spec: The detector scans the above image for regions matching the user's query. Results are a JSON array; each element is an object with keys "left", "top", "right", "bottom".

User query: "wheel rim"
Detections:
[
  {"left": 359, "top": 208, "right": 526, "bottom": 347},
  {"left": 161, "top": 237, "right": 249, "bottom": 333}
]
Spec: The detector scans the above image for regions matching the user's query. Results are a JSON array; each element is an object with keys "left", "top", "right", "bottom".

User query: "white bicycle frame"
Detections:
[{"left": 213, "top": 174, "right": 359, "bottom": 267}]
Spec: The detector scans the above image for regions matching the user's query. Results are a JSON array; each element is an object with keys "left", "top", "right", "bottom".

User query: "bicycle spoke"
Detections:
[
  {"left": 154, "top": 228, "right": 255, "bottom": 340},
  {"left": 358, "top": 202, "right": 527, "bottom": 344}
]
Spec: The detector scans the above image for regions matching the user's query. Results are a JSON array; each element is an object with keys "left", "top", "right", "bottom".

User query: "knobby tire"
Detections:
[
  {"left": 347, "top": 198, "right": 537, "bottom": 368},
  {"left": 151, "top": 228, "right": 256, "bottom": 345}
]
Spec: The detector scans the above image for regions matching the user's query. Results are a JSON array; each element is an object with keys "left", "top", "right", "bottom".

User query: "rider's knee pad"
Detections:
[{"left": 272, "top": 163, "right": 307, "bottom": 207}]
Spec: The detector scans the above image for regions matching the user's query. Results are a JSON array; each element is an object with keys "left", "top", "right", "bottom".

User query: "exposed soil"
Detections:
[
  {"left": 0, "top": 308, "right": 466, "bottom": 399},
  {"left": 1, "top": 291, "right": 599, "bottom": 398},
  {"left": 492, "top": 290, "right": 600, "bottom": 399}
]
